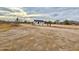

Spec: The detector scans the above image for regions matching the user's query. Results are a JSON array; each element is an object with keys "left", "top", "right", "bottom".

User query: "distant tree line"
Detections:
[
  {"left": 0, "top": 18, "right": 79, "bottom": 25},
  {"left": 45, "top": 20, "right": 79, "bottom": 25}
]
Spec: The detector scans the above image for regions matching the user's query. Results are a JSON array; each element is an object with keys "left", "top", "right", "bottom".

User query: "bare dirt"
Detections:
[{"left": 0, "top": 24, "right": 79, "bottom": 51}]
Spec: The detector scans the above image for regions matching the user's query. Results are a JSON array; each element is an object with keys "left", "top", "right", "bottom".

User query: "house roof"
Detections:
[{"left": 34, "top": 20, "right": 45, "bottom": 22}]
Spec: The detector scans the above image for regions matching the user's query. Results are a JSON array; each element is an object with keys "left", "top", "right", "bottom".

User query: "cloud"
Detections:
[
  {"left": 0, "top": 7, "right": 48, "bottom": 17},
  {"left": 26, "top": 14, "right": 48, "bottom": 17},
  {"left": 1, "top": 7, "right": 79, "bottom": 21},
  {"left": 0, "top": 7, "right": 27, "bottom": 17}
]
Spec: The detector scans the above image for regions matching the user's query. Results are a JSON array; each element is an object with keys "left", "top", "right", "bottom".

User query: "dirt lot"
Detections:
[{"left": 0, "top": 24, "right": 79, "bottom": 51}]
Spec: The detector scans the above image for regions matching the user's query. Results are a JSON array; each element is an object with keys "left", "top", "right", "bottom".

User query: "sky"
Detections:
[{"left": 0, "top": 7, "right": 79, "bottom": 21}]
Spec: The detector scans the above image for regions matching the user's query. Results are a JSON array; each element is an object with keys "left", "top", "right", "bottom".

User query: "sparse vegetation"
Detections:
[
  {"left": 50, "top": 19, "right": 79, "bottom": 25},
  {"left": 0, "top": 23, "right": 13, "bottom": 32},
  {"left": 45, "top": 21, "right": 53, "bottom": 26},
  {"left": 53, "top": 20, "right": 60, "bottom": 24},
  {"left": 63, "top": 20, "right": 71, "bottom": 25}
]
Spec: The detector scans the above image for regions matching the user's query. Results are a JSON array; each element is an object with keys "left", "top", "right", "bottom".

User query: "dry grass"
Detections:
[
  {"left": 0, "top": 23, "right": 13, "bottom": 32},
  {"left": 51, "top": 24, "right": 79, "bottom": 29}
]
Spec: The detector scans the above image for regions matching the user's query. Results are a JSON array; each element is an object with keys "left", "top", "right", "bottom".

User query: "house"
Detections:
[{"left": 33, "top": 20, "right": 45, "bottom": 25}]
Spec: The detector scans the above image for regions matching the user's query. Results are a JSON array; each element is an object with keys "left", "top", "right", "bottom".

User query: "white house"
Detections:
[{"left": 33, "top": 20, "right": 45, "bottom": 26}]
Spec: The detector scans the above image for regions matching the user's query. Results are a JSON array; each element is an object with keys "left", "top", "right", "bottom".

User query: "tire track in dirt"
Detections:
[{"left": 0, "top": 25, "right": 79, "bottom": 50}]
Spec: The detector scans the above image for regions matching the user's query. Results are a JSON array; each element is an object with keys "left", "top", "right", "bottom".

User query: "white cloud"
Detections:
[
  {"left": 0, "top": 7, "right": 48, "bottom": 17},
  {"left": 0, "top": 7, "right": 27, "bottom": 17},
  {"left": 26, "top": 14, "right": 48, "bottom": 17},
  {"left": 0, "top": 7, "right": 49, "bottom": 21}
]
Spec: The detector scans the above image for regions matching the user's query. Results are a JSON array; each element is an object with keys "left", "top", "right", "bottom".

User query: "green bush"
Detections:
[{"left": 63, "top": 20, "right": 71, "bottom": 25}]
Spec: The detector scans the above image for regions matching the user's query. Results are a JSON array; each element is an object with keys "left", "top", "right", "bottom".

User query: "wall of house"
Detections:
[{"left": 33, "top": 22, "right": 44, "bottom": 26}]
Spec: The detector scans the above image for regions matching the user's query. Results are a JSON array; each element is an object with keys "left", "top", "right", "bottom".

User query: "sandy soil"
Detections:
[{"left": 0, "top": 24, "right": 79, "bottom": 51}]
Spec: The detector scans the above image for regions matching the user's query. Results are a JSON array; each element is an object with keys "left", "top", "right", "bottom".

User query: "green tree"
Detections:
[
  {"left": 47, "top": 21, "right": 52, "bottom": 26},
  {"left": 14, "top": 17, "right": 19, "bottom": 26},
  {"left": 16, "top": 18, "right": 19, "bottom": 23},
  {"left": 53, "top": 20, "right": 60, "bottom": 24},
  {"left": 24, "top": 20, "right": 27, "bottom": 23},
  {"left": 63, "top": 20, "right": 70, "bottom": 25}
]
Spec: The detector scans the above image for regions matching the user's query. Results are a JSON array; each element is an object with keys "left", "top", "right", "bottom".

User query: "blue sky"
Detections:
[
  {"left": 23, "top": 7, "right": 79, "bottom": 21},
  {"left": 0, "top": 7, "right": 79, "bottom": 21}
]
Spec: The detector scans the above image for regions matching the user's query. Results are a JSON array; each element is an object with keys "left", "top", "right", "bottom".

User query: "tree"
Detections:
[
  {"left": 14, "top": 17, "right": 19, "bottom": 26},
  {"left": 63, "top": 20, "right": 70, "bottom": 25},
  {"left": 53, "top": 20, "right": 60, "bottom": 24},
  {"left": 47, "top": 21, "right": 52, "bottom": 26},
  {"left": 16, "top": 18, "right": 19, "bottom": 23},
  {"left": 24, "top": 20, "right": 27, "bottom": 23}
]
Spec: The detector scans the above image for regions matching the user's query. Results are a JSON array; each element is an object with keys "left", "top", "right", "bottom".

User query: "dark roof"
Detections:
[{"left": 34, "top": 20, "right": 45, "bottom": 22}]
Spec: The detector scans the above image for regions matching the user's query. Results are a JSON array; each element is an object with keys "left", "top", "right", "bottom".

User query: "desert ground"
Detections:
[{"left": 0, "top": 23, "right": 79, "bottom": 51}]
